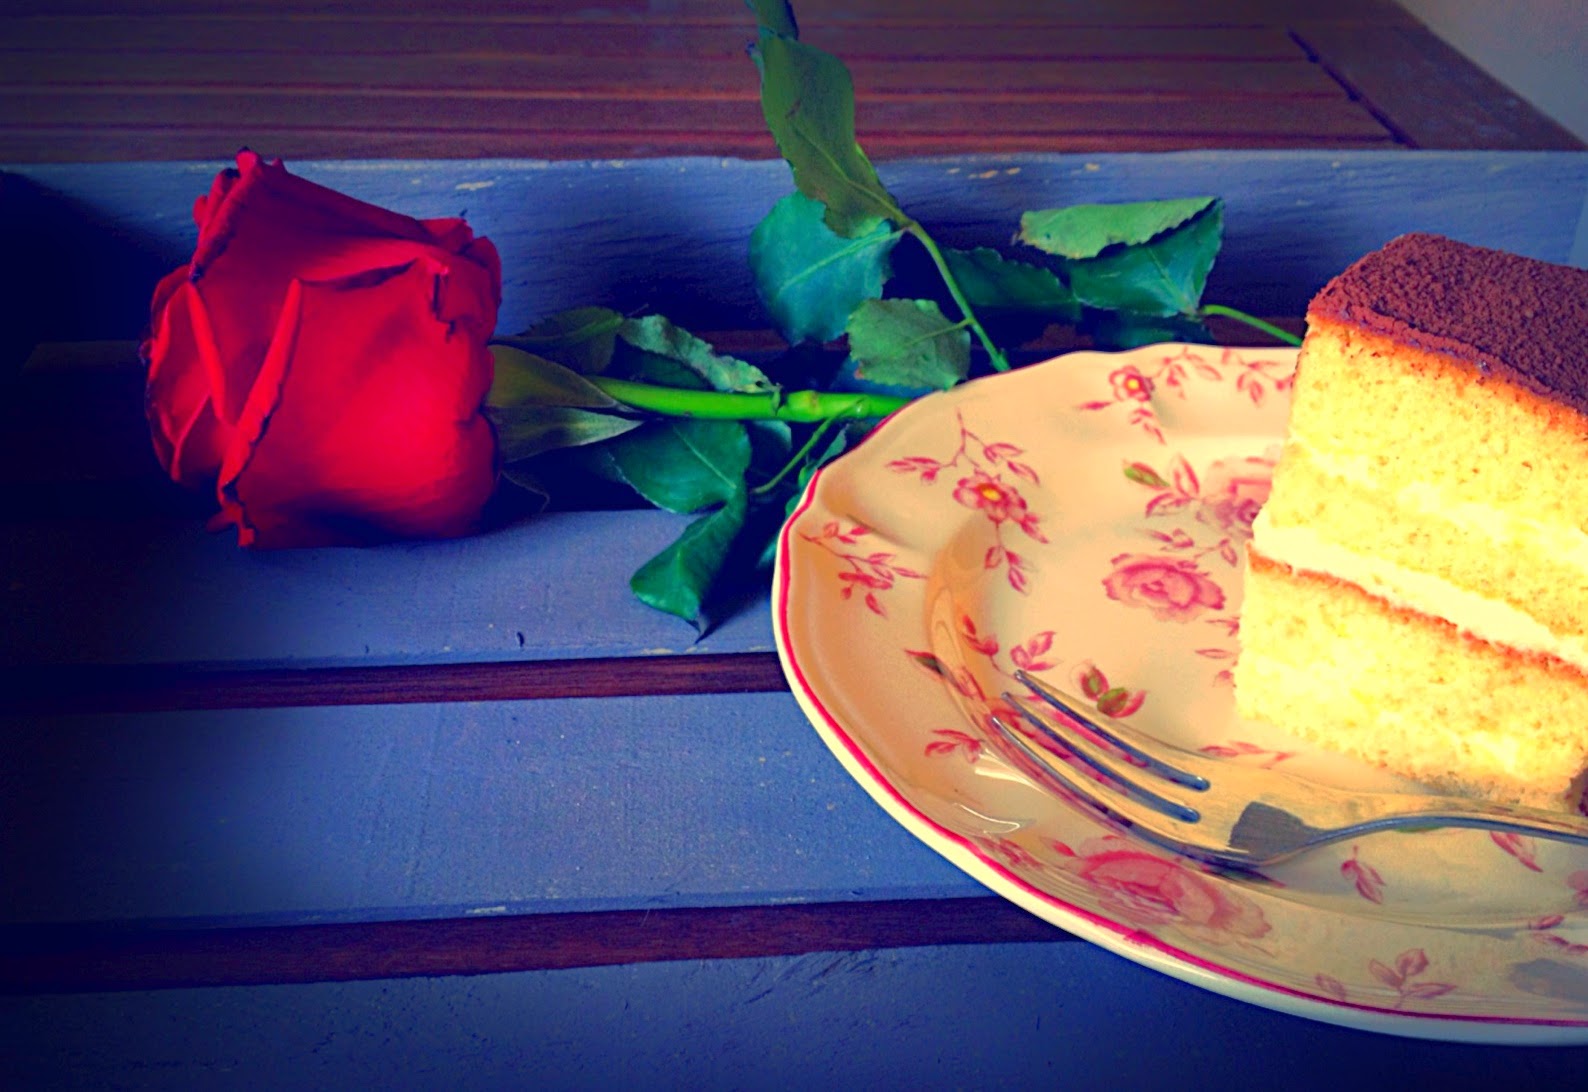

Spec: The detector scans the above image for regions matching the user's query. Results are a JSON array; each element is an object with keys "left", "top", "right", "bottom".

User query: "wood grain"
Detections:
[
  {"left": 1, "top": 897, "right": 1068, "bottom": 993},
  {"left": 3, "top": 21, "right": 1312, "bottom": 60},
  {"left": 0, "top": 652, "right": 791, "bottom": 715},
  {"left": 1293, "top": 22, "right": 1585, "bottom": 150},
  {"left": 2, "top": 0, "right": 1578, "bottom": 162},
  {"left": 3, "top": 52, "right": 1345, "bottom": 97},
  {"left": 2, "top": 0, "right": 1423, "bottom": 27}
]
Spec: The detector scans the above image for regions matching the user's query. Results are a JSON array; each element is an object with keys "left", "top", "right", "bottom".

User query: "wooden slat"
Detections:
[
  {"left": 1, "top": 897, "right": 1065, "bottom": 994},
  {"left": 1293, "top": 22, "right": 1586, "bottom": 150},
  {"left": 0, "top": 127, "right": 1404, "bottom": 164},
  {"left": 0, "top": 89, "right": 1396, "bottom": 140},
  {"left": 9, "top": 154, "right": 1584, "bottom": 350},
  {"left": 11, "top": 946, "right": 1588, "bottom": 1082},
  {"left": 1, "top": 52, "right": 1346, "bottom": 98},
  {"left": 1, "top": 0, "right": 1424, "bottom": 27},
  {"left": 0, "top": 693, "right": 980, "bottom": 926},
  {"left": 0, "top": 1, "right": 1578, "bottom": 163},
  {"left": 0, "top": 20, "right": 1309, "bottom": 60},
  {"left": 0, "top": 652, "right": 790, "bottom": 716},
  {"left": 6, "top": 153, "right": 1585, "bottom": 672}
]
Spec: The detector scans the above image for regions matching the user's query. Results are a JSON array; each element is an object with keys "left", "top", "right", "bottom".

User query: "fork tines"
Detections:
[{"left": 991, "top": 669, "right": 1208, "bottom": 825}]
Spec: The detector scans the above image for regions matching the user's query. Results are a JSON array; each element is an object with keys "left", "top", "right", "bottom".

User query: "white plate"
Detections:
[{"left": 773, "top": 345, "right": 1588, "bottom": 1043}]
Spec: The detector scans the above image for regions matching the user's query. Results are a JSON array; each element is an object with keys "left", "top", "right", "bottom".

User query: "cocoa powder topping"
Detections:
[{"left": 1309, "top": 233, "right": 1588, "bottom": 415}]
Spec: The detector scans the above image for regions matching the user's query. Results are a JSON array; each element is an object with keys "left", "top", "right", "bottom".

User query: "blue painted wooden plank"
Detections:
[
  {"left": 6, "top": 151, "right": 1586, "bottom": 343},
  {"left": 0, "top": 693, "right": 972, "bottom": 926},
  {"left": 6, "top": 944, "right": 1588, "bottom": 1087},
  {"left": 1573, "top": 184, "right": 1588, "bottom": 266},
  {"left": 1, "top": 510, "right": 776, "bottom": 669},
  {"left": 8, "top": 152, "right": 1586, "bottom": 671}
]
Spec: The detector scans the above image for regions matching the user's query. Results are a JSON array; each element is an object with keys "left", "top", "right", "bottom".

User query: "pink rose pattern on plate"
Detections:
[
  {"left": 800, "top": 520, "right": 925, "bottom": 616},
  {"left": 1051, "top": 834, "right": 1272, "bottom": 948},
  {"left": 1102, "top": 551, "right": 1227, "bottom": 623},
  {"left": 1342, "top": 845, "right": 1388, "bottom": 904},
  {"left": 1079, "top": 346, "right": 1296, "bottom": 443},
  {"left": 1314, "top": 950, "right": 1458, "bottom": 1008},
  {"left": 1112, "top": 450, "right": 1274, "bottom": 685},
  {"left": 888, "top": 410, "right": 1048, "bottom": 592},
  {"left": 789, "top": 346, "right": 1588, "bottom": 1027},
  {"left": 1197, "top": 739, "right": 1295, "bottom": 768}
]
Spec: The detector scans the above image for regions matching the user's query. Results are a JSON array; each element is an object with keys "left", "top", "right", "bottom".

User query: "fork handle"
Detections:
[{"left": 1245, "top": 791, "right": 1588, "bottom": 863}]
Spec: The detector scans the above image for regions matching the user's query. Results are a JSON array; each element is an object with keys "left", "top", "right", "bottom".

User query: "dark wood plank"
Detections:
[
  {"left": 0, "top": 20, "right": 1309, "bottom": 60},
  {"left": 2, "top": 0, "right": 1423, "bottom": 26},
  {"left": 1293, "top": 22, "right": 1586, "bottom": 150},
  {"left": 0, "top": 127, "right": 1402, "bottom": 164},
  {"left": 0, "top": 51, "right": 1346, "bottom": 98},
  {"left": 4, "top": 90, "right": 1395, "bottom": 139},
  {"left": 0, "top": 652, "right": 790, "bottom": 716},
  {"left": 0, "top": 89, "right": 1395, "bottom": 156},
  {"left": 0, "top": 0, "right": 1576, "bottom": 161},
  {"left": 1, "top": 897, "right": 1069, "bottom": 994}
]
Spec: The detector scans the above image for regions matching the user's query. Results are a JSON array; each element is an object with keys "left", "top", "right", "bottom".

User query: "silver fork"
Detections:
[{"left": 988, "top": 669, "right": 1588, "bottom": 870}]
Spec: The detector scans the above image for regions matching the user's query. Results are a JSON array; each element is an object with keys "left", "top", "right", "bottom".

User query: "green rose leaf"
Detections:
[
  {"left": 1018, "top": 197, "right": 1217, "bottom": 260},
  {"left": 746, "top": 418, "right": 794, "bottom": 480},
  {"left": 1061, "top": 200, "right": 1225, "bottom": 317},
  {"left": 496, "top": 306, "right": 624, "bottom": 374},
  {"left": 744, "top": 0, "right": 798, "bottom": 37},
  {"left": 942, "top": 246, "right": 1080, "bottom": 324},
  {"left": 487, "top": 345, "right": 621, "bottom": 409},
  {"left": 630, "top": 486, "right": 749, "bottom": 632},
  {"left": 617, "top": 314, "right": 778, "bottom": 395},
  {"left": 749, "top": 191, "right": 900, "bottom": 345},
  {"left": 604, "top": 417, "right": 753, "bottom": 514},
  {"left": 1123, "top": 462, "right": 1170, "bottom": 488},
  {"left": 489, "top": 405, "right": 642, "bottom": 463},
  {"left": 751, "top": 29, "right": 907, "bottom": 236},
  {"left": 845, "top": 298, "right": 970, "bottom": 390}
]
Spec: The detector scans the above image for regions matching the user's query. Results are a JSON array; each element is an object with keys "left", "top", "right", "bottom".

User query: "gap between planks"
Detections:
[
  {"left": 0, "top": 652, "right": 793, "bottom": 716},
  {"left": 0, "top": 896, "right": 1070, "bottom": 995}
]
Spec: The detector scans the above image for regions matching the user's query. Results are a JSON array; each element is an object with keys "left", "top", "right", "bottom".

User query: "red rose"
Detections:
[{"left": 142, "top": 151, "right": 502, "bottom": 547}]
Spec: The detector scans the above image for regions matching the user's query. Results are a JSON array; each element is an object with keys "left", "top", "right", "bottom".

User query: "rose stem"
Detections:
[
  {"left": 1198, "top": 304, "right": 1303, "bottom": 346},
  {"left": 589, "top": 376, "right": 910, "bottom": 423}
]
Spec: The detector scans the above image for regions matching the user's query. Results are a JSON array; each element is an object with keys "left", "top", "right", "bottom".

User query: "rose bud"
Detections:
[{"left": 141, "top": 150, "right": 502, "bottom": 547}]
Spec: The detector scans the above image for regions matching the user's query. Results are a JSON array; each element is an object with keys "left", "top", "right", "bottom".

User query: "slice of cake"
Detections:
[{"left": 1233, "top": 233, "right": 1588, "bottom": 813}]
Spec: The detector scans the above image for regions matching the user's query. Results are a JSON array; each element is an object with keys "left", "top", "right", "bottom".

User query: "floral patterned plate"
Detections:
[{"left": 772, "top": 344, "right": 1588, "bottom": 1043}]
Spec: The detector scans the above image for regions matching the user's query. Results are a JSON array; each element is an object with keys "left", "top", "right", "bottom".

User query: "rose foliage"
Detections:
[{"left": 141, "top": 0, "right": 1298, "bottom": 630}]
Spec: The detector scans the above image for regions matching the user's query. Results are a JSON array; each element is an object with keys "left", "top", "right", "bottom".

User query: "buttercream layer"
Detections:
[
  {"left": 1251, "top": 510, "right": 1588, "bottom": 671},
  {"left": 1253, "top": 450, "right": 1588, "bottom": 646}
]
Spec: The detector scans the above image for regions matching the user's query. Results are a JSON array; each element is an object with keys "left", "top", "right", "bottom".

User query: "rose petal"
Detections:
[
  {"left": 143, "top": 278, "right": 234, "bottom": 485},
  {"left": 184, "top": 153, "right": 500, "bottom": 428},
  {"left": 217, "top": 259, "right": 497, "bottom": 547}
]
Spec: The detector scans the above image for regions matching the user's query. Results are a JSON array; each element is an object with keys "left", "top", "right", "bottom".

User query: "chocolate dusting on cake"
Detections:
[{"left": 1309, "top": 233, "right": 1588, "bottom": 416}]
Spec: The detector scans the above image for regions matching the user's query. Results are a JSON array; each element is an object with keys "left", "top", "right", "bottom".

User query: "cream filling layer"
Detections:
[
  {"left": 1250, "top": 509, "right": 1588, "bottom": 673},
  {"left": 1298, "top": 447, "right": 1588, "bottom": 568}
]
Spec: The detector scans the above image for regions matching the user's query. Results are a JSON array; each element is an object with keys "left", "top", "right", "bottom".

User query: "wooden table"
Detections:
[
  {"left": 6, "top": 1, "right": 1588, "bottom": 1086},
  {"left": 2, "top": 0, "right": 1580, "bottom": 162}
]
